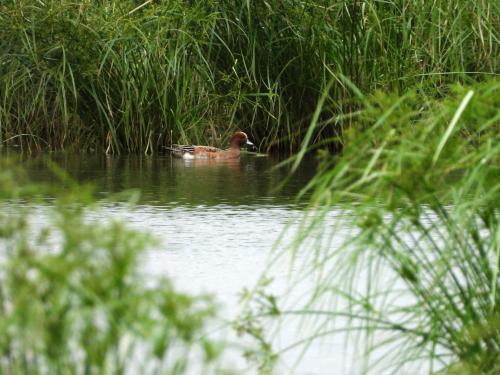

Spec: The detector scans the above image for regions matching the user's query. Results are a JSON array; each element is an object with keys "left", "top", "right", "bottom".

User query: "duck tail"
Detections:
[
  {"left": 163, "top": 146, "right": 178, "bottom": 152},
  {"left": 163, "top": 144, "right": 195, "bottom": 158}
]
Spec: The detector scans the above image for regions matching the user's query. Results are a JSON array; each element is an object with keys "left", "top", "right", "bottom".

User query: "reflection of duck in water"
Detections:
[
  {"left": 166, "top": 132, "right": 254, "bottom": 160},
  {"left": 172, "top": 155, "right": 243, "bottom": 173}
]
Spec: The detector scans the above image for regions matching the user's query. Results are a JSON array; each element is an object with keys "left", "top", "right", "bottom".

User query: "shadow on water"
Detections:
[{"left": 9, "top": 152, "right": 317, "bottom": 207}]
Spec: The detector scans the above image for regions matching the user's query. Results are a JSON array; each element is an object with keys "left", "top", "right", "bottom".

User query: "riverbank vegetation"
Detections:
[
  {"left": 241, "top": 80, "right": 500, "bottom": 373},
  {"left": 1, "top": 0, "right": 498, "bottom": 153}
]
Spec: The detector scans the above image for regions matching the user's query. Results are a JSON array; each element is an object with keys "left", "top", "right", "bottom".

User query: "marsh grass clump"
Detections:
[
  {"left": 1, "top": 1, "right": 498, "bottom": 153},
  {"left": 241, "top": 80, "right": 500, "bottom": 374},
  {"left": 0, "top": 163, "right": 223, "bottom": 375}
]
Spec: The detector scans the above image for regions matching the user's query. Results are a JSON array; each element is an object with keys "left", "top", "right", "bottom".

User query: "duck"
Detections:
[{"left": 165, "top": 132, "right": 255, "bottom": 160}]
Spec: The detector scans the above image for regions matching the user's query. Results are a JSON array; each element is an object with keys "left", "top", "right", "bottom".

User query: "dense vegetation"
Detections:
[
  {"left": 1, "top": 0, "right": 498, "bottom": 153},
  {"left": 241, "top": 80, "right": 500, "bottom": 373}
]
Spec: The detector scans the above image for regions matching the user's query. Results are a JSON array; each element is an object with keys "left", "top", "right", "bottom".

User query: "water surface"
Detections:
[
  {"left": 6, "top": 152, "right": 424, "bottom": 375},
  {"left": 11, "top": 153, "right": 343, "bottom": 373}
]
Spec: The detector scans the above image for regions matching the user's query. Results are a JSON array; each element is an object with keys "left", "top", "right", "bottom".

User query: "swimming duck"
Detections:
[{"left": 166, "top": 132, "right": 255, "bottom": 160}]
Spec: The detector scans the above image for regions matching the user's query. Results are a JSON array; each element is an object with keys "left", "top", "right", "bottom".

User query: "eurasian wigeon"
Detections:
[{"left": 166, "top": 132, "right": 255, "bottom": 159}]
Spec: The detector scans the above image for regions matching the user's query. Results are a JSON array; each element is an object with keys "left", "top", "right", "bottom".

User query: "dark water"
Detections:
[{"left": 18, "top": 152, "right": 315, "bottom": 207}]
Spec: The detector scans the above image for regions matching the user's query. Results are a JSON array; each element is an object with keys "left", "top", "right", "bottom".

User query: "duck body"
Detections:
[
  {"left": 166, "top": 132, "right": 254, "bottom": 160},
  {"left": 167, "top": 145, "right": 241, "bottom": 160}
]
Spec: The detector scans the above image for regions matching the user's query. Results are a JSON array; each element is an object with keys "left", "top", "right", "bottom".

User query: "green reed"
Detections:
[
  {"left": 240, "top": 80, "right": 500, "bottom": 374},
  {"left": 1, "top": 0, "right": 497, "bottom": 153}
]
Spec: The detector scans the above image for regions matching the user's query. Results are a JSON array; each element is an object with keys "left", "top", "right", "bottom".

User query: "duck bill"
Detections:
[{"left": 245, "top": 140, "right": 256, "bottom": 150}]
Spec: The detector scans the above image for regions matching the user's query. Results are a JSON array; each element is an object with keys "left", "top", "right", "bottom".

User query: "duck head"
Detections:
[{"left": 229, "top": 131, "right": 255, "bottom": 150}]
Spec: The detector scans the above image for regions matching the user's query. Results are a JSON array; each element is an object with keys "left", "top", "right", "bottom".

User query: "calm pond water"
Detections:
[
  {"left": 5, "top": 152, "right": 427, "bottom": 374},
  {"left": 10, "top": 153, "right": 346, "bottom": 374},
  {"left": 17, "top": 152, "right": 318, "bottom": 301}
]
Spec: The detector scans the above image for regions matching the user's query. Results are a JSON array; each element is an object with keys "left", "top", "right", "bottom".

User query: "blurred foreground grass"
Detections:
[
  {"left": 240, "top": 80, "right": 500, "bottom": 374},
  {"left": 0, "top": 161, "right": 225, "bottom": 375}
]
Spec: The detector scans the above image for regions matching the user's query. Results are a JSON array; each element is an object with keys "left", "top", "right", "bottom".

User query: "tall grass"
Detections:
[
  {"left": 0, "top": 162, "right": 224, "bottom": 374},
  {"left": 1, "top": 0, "right": 498, "bottom": 153},
  {"left": 240, "top": 80, "right": 500, "bottom": 373}
]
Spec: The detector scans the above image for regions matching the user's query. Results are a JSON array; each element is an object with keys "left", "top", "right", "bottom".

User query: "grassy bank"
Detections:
[
  {"left": 240, "top": 80, "right": 500, "bottom": 373},
  {"left": 1, "top": 0, "right": 498, "bottom": 153}
]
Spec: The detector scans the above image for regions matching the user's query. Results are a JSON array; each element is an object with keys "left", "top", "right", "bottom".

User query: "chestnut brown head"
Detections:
[{"left": 229, "top": 131, "right": 255, "bottom": 149}]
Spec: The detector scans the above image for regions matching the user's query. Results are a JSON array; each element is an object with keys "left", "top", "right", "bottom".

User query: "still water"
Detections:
[
  {"left": 21, "top": 152, "right": 316, "bottom": 301},
  {"left": 16, "top": 153, "right": 346, "bottom": 374},
  {"left": 11, "top": 153, "right": 423, "bottom": 375}
]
